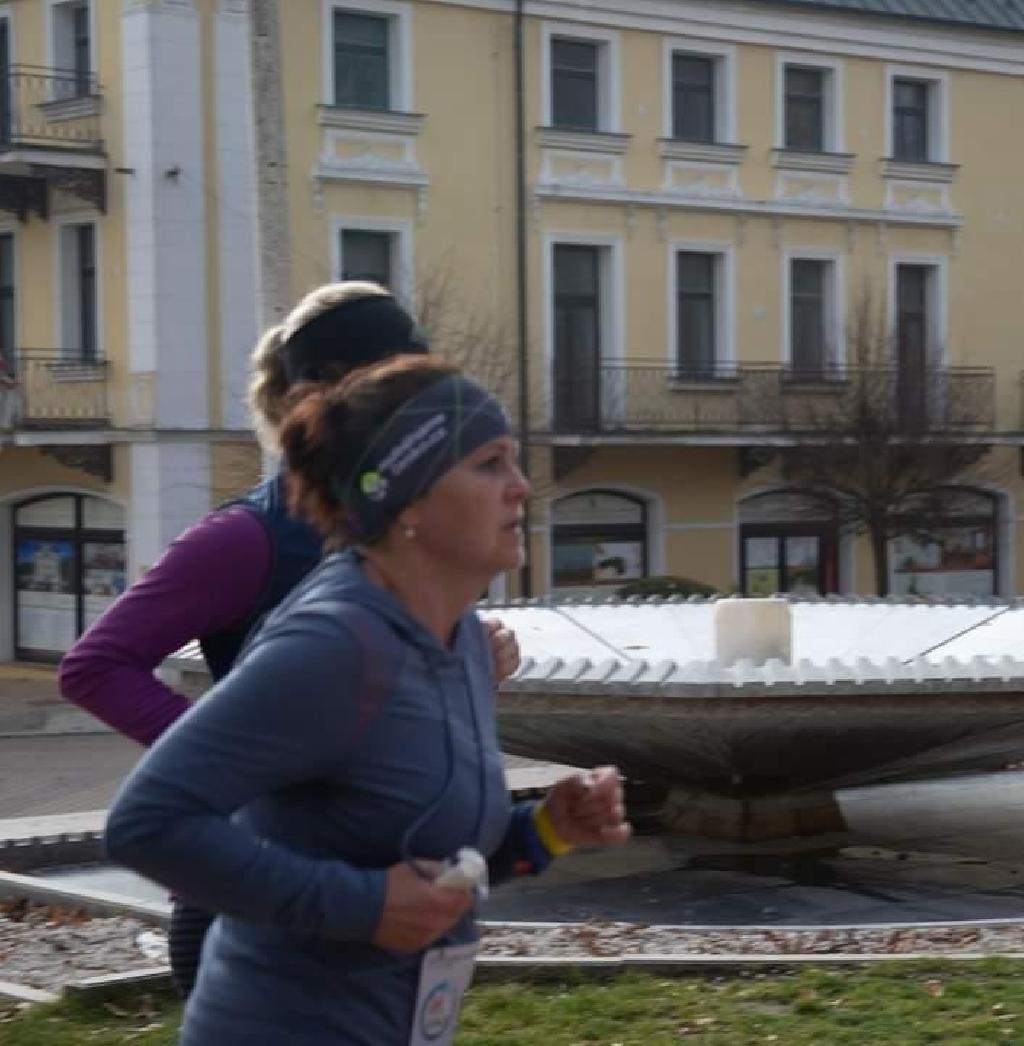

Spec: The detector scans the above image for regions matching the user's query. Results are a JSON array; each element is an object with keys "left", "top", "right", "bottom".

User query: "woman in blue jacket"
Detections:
[{"left": 106, "top": 356, "right": 629, "bottom": 1045}]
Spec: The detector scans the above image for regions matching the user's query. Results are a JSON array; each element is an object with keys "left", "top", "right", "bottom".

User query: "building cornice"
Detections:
[{"left": 426, "top": 0, "right": 1024, "bottom": 76}]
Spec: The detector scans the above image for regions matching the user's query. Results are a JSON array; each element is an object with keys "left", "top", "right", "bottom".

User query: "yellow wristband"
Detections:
[{"left": 533, "top": 802, "right": 574, "bottom": 857}]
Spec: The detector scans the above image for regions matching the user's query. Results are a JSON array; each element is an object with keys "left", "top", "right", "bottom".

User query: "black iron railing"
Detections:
[
  {"left": 548, "top": 362, "right": 996, "bottom": 435},
  {"left": 0, "top": 349, "right": 109, "bottom": 428},
  {"left": 0, "top": 65, "right": 103, "bottom": 153}
]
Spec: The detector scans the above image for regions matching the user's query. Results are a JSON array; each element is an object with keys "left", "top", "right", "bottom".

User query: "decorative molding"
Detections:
[
  {"left": 317, "top": 106, "right": 425, "bottom": 135},
  {"left": 662, "top": 159, "right": 741, "bottom": 200},
  {"left": 771, "top": 149, "right": 854, "bottom": 175},
  {"left": 775, "top": 170, "right": 847, "bottom": 207},
  {"left": 880, "top": 158, "right": 959, "bottom": 184},
  {"left": 313, "top": 162, "right": 429, "bottom": 189},
  {"left": 316, "top": 126, "right": 427, "bottom": 188},
  {"left": 658, "top": 139, "right": 746, "bottom": 165},
  {"left": 532, "top": 181, "right": 963, "bottom": 228},
  {"left": 535, "top": 127, "right": 631, "bottom": 155}
]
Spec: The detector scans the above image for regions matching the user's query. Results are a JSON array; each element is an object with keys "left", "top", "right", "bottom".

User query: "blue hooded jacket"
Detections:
[{"left": 105, "top": 549, "right": 550, "bottom": 1045}]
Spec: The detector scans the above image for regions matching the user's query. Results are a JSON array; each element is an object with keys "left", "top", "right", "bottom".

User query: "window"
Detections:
[
  {"left": 333, "top": 10, "right": 390, "bottom": 110},
  {"left": 553, "top": 244, "right": 601, "bottom": 431},
  {"left": 885, "top": 68, "right": 949, "bottom": 166},
  {"left": 892, "top": 78, "right": 929, "bottom": 162},
  {"left": 789, "top": 259, "right": 828, "bottom": 375},
  {"left": 339, "top": 228, "right": 393, "bottom": 287},
  {"left": 739, "top": 491, "right": 840, "bottom": 596},
  {"left": 891, "top": 489, "right": 997, "bottom": 597},
  {"left": 52, "top": 1, "right": 91, "bottom": 99},
  {"left": 784, "top": 66, "right": 825, "bottom": 151},
  {"left": 676, "top": 252, "right": 716, "bottom": 378},
  {"left": 551, "top": 38, "right": 599, "bottom": 131},
  {"left": 552, "top": 490, "right": 647, "bottom": 592},
  {"left": 672, "top": 54, "right": 715, "bottom": 143},
  {"left": 60, "top": 223, "right": 98, "bottom": 360},
  {"left": 14, "top": 493, "right": 125, "bottom": 661},
  {"left": 0, "top": 233, "right": 14, "bottom": 369}
]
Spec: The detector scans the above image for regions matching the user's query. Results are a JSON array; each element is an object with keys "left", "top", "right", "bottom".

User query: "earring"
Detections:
[{"left": 403, "top": 525, "right": 417, "bottom": 540}]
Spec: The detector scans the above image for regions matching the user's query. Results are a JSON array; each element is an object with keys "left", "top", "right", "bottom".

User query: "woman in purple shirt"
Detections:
[{"left": 59, "top": 281, "right": 520, "bottom": 996}]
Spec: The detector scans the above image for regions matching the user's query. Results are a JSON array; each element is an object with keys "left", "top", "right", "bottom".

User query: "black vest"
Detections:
[{"left": 198, "top": 473, "right": 324, "bottom": 681}]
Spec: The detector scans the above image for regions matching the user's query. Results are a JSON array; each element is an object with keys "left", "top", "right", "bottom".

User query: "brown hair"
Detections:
[
  {"left": 247, "top": 281, "right": 393, "bottom": 452},
  {"left": 280, "top": 355, "right": 459, "bottom": 548}
]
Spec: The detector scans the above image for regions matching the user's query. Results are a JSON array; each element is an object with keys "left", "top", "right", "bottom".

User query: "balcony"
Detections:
[
  {"left": 0, "top": 350, "right": 110, "bottom": 430},
  {"left": 0, "top": 66, "right": 106, "bottom": 218},
  {"left": 547, "top": 363, "right": 996, "bottom": 440}
]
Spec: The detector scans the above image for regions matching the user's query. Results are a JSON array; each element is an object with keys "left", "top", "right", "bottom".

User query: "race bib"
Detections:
[{"left": 409, "top": 940, "right": 480, "bottom": 1046}]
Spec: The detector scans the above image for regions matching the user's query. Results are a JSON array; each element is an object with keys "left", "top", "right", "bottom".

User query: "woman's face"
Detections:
[{"left": 407, "top": 436, "right": 529, "bottom": 578}]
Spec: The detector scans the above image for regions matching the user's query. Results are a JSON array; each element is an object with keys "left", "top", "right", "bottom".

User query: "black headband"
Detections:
[
  {"left": 281, "top": 295, "right": 428, "bottom": 384},
  {"left": 337, "top": 374, "right": 511, "bottom": 542}
]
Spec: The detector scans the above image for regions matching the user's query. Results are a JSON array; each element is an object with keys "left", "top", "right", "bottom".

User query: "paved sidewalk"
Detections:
[{"left": 0, "top": 668, "right": 110, "bottom": 738}]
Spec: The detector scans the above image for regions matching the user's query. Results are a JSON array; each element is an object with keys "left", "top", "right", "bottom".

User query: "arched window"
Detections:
[
  {"left": 14, "top": 493, "right": 125, "bottom": 661},
  {"left": 739, "top": 489, "right": 838, "bottom": 596},
  {"left": 890, "top": 487, "right": 998, "bottom": 597},
  {"left": 551, "top": 490, "right": 647, "bottom": 592}
]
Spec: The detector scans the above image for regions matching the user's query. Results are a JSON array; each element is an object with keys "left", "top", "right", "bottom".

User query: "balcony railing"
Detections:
[
  {"left": 0, "top": 350, "right": 109, "bottom": 429},
  {"left": 548, "top": 362, "right": 996, "bottom": 437},
  {"left": 0, "top": 65, "right": 104, "bottom": 154}
]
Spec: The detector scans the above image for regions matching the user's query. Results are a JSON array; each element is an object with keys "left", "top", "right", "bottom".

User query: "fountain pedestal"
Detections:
[{"left": 662, "top": 788, "right": 847, "bottom": 842}]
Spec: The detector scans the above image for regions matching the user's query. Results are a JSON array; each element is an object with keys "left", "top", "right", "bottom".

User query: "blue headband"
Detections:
[{"left": 337, "top": 374, "right": 511, "bottom": 541}]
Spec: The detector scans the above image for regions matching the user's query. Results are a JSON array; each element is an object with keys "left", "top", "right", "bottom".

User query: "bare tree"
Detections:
[
  {"left": 758, "top": 290, "right": 995, "bottom": 595},
  {"left": 408, "top": 259, "right": 517, "bottom": 414}
]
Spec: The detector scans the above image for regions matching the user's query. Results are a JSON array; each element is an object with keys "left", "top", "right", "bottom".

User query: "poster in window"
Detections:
[
  {"left": 891, "top": 526, "right": 995, "bottom": 597},
  {"left": 16, "top": 539, "right": 76, "bottom": 652},
  {"left": 552, "top": 538, "right": 644, "bottom": 589},
  {"left": 744, "top": 536, "right": 780, "bottom": 597},
  {"left": 83, "top": 541, "right": 126, "bottom": 628}
]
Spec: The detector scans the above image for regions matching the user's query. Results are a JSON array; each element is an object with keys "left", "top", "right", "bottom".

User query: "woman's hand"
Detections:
[
  {"left": 483, "top": 618, "right": 520, "bottom": 683},
  {"left": 540, "top": 766, "right": 632, "bottom": 850},
  {"left": 371, "top": 861, "right": 475, "bottom": 953}
]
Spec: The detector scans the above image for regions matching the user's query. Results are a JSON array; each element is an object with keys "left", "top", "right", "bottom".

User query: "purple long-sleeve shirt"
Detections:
[{"left": 58, "top": 508, "right": 273, "bottom": 746}]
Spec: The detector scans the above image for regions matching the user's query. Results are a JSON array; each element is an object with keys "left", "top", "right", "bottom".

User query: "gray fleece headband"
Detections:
[{"left": 338, "top": 374, "right": 511, "bottom": 541}]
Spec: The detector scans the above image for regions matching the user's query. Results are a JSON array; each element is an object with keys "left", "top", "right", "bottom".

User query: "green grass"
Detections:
[{"left": 4, "top": 962, "right": 1024, "bottom": 1044}]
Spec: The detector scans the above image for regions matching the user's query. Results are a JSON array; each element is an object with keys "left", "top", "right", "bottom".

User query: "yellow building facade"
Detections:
[
  {"left": 273, "top": 0, "right": 1024, "bottom": 602},
  {"left": 2, "top": 0, "right": 1023, "bottom": 661},
  {"left": 0, "top": 0, "right": 260, "bottom": 661}
]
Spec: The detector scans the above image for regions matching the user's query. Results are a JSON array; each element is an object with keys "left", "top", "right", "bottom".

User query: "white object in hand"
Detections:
[{"left": 434, "top": 847, "right": 489, "bottom": 899}]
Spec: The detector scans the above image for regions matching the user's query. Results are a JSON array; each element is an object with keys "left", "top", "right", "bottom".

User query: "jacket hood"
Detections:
[{"left": 295, "top": 548, "right": 475, "bottom": 662}]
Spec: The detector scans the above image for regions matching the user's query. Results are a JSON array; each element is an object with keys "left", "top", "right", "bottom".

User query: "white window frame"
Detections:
[
  {"left": 666, "top": 239, "right": 736, "bottom": 377},
  {"left": 330, "top": 215, "right": 413, "bottom": 303},
  {"left": 781, "top": 248, "right": 846, "bottom": 370},
  {"left": 885, "top": 65, "right": 950, "bottom": 163},
  {"left": 662, "top": 38, "right": 736, "bottom": 143},
  {"left": 46, "top": 0, "right": 94, "bottom": 75},
  {"left": 886, "top": 252, "right": 949, "bottom": 367},
  {"left": 775, "top": 52, "right": 845, "bottom": 152},
  {"left": 54, "top": 213, "right": 101, "bottom": 361},
  {"left": 542, "top": 231, "right": 625, "bottom": 427},
  {"left": 321, "top": 0, "right": 413, "bottom": 112},
  {"left": 541, "top": 22, "right": 621, "bottom": 133}
]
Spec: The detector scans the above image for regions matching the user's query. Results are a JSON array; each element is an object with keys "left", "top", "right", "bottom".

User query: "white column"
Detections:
[
  {"left": 128, "top": 443, "right": 211, "bottom": 580},
  {"left": 122, "top": 0, "right": 208, "bottom": 429},
  {"left": 215, "top": 0, "right": 259, "bottom": 430}
]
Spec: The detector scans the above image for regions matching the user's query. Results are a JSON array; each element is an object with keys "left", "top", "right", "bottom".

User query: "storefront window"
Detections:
[
  {"left": 739, "top": 490, "right": 838, "bottom": 596},
  {"left": 552, "top": 491, "right": 647, "bottom": 593},
  {"left": 890, "top": 490, "right": 998, "bottom": 597},
  {"left": 14, "top": 494, "right": 125, "bottom": 661}
]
